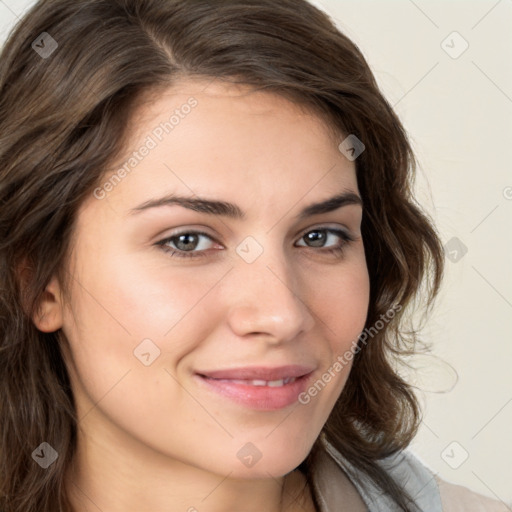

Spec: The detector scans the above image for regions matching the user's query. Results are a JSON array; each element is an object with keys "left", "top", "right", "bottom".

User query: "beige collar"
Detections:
[{"left": 310, "top": 448, "right": 368, "bottom": 512}]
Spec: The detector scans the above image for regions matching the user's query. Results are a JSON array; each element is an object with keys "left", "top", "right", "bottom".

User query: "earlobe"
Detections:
[{"left": 32, "top": 275, "right": 64, "bottom": 333}]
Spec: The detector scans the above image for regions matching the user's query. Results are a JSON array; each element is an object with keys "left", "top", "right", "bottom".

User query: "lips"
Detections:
[{"left": 194, "top": 364, "right": 315, "bottom": 410}]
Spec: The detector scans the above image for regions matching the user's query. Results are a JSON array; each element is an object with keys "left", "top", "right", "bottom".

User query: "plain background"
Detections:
[{"left": 1, "top": 0, "right": 511, "bottom": 505}]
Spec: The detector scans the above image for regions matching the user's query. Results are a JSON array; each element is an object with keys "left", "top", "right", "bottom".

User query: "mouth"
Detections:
[
  {"left": 194, "top": 365, "right": 315, "bottom": 411},
  {"left": 206, "top": 376, "right": 299, "bottom": 387}
]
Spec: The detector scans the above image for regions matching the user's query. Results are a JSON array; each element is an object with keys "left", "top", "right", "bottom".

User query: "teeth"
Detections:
[
  {"left": 213, "top": 377, "right": 298, "bottom": 386},
  {"left": 229, "top": 377, "right": 297, "bottom": 387},
  {"left": 268, "top": 379, "right": 286, "bottom": 387}
]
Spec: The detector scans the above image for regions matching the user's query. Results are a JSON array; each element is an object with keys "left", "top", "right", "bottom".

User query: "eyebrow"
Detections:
[{"left": 129, "top": 191, "right": 363, "bottom": 220}]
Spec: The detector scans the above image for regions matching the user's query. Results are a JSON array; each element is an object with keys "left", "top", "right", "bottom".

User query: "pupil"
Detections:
[
  {"left": 176, "top": 234, "right": 197, "bottom": 251},
  {"left": 307, "top": 230, "right": 325, "bottom": 247}
]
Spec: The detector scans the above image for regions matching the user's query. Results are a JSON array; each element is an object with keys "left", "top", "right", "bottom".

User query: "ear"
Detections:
[{"left": 32, "top": 275, "right": 64, "bottom": 333}]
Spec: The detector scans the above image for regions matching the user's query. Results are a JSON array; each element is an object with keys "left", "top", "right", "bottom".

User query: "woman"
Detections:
[{"left": 0, "top": 1, "right": 507, "bottom": 511}]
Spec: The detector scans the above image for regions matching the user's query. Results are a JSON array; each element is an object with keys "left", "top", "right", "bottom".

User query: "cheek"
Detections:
[
  {"left": 60, "top": 251, "right": 233, "bottom": 409},
  {"left": 302, "top": 256, "right": 370, "bottom": 402},
  {"left": 59, "top": 265, "right": 217, "bottom": 449},
  {"left": 68, "top": 248, "right": 228, "bottom": 348},
  {"left": 310, "top": 256, "right": 370, "bottom": 347}
]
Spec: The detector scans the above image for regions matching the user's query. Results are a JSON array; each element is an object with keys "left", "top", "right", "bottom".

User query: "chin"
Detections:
[{"left": 220, "top": 441, "right": 312, "bottom": 480}]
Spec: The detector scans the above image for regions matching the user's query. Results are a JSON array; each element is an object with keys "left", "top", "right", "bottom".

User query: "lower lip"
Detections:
[{"left": 195, "top": 373, "right": 313, "bottom": 411}]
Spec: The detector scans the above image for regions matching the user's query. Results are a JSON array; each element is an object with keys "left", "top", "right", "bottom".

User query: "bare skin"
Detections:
[{"left": 34, "top": 79, "right": 370, "bottom": 512}]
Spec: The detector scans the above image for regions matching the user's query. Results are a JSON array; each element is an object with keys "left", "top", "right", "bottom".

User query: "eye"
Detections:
[
  {"left": 155, "top": 227, "right": 356, "bottom": 260},
  {"left": 155, "top": 230, "right": 219, "bottom": 259},
  {"left": 295, "top": 227, "right": 356, "bottom": 256}
]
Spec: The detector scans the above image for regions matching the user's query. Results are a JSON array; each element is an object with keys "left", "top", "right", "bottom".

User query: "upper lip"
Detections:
[{"left": 197, "top": 365, "right": 315, "bottom": 381}]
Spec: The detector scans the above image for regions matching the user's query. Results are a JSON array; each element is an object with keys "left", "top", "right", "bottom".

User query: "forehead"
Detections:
[
  {"left": 136, "top": 79, "right": 337, "bottom": 128},
  {"left": 90, "top": 79, "right": 358, "bottom": 218},
  {"left": 128, "top": 79, "right": 343, "bottom": 153}
]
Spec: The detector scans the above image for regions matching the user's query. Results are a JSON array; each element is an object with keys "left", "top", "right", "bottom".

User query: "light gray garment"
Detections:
[{"left": 310, "top": 437, "right": 443, "bottom": 512}]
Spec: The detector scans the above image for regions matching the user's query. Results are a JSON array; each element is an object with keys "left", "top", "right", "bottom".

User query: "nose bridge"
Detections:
[{"left": 225, "top": 236, "right": 315, "bottom": 340}]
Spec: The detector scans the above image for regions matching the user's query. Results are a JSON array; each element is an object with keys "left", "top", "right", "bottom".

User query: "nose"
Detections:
[{"left": 225, "top": 247, "right": 315, "bottom": 343}]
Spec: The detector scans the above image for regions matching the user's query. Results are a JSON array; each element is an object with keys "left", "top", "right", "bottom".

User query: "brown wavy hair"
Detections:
[{"left": 0, "top": 1, "right": 444, "bottom": 511}]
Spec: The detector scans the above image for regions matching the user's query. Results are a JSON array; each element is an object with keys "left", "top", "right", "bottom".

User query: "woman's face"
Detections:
[{"left": 52, "top": 80, "right": 370, "bottom": 479}]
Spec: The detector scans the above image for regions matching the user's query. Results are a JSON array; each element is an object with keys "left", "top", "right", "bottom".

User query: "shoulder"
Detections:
[
  {"left": 379, "top": 450, "right": 509, "bottom": 512},
  {"left": 435, "top": 474, "right": 510, "bottom": 512},
  {"left": 318, "top": 438, "right": 509, "bottom": 512},
  {"left": 379, "top": 450, "right": 510, "bottom": 512}
]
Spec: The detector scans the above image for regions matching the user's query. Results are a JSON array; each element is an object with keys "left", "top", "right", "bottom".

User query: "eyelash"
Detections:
[{"left": 155, "top": 227, "right": 356, "bottom": 260}]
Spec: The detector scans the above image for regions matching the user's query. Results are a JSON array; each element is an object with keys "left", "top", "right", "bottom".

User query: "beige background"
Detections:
[{"left": 1, "top": 0, "right": 511, "bottom": 505}]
